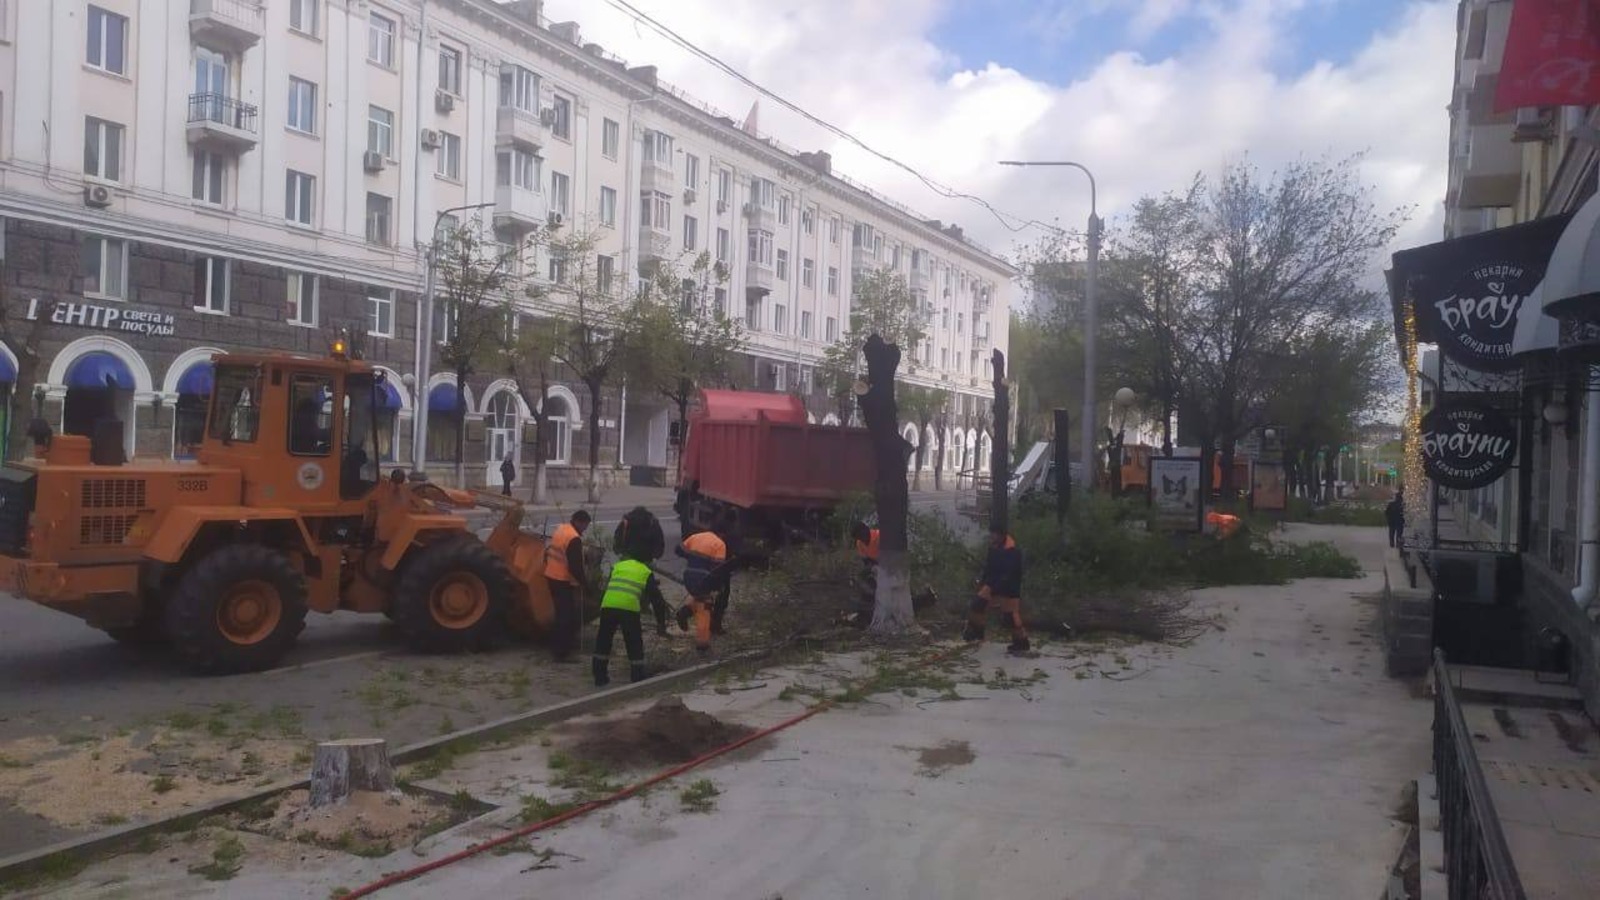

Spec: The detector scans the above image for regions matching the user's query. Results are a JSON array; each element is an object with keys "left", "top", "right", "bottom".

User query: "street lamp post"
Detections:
[
  {"left": 1000, "top": 160, "right": 1100, "bottom": 492},
  {"left": 411, "top": 201, "right": 498, "bottom": 480}
]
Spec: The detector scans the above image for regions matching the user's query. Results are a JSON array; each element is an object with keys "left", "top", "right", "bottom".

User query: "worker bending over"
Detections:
[
  {"left": 849, "top": 521, "right": 880, "bottom": 625},
  {"left": 592, "top": 508, "right": 669, "bottom": 686},
  {"left": 613, "top": 506, "right": 670, "bottom": 636},
  {"left": 542, "top": 510, "right": 591, "bottom": 662},
  {"left": 965, "top": 524, "right": 1030, "bottom": 655},
  {"left": 676, "top": 523, "right": 737, "bottom": 652}
]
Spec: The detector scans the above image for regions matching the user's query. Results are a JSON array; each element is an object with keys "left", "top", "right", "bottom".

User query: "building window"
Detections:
[
  {"left": 829, "top": 217, "right": 840, "bottom": 244},
  {"left": 496, "top": 148, "right": 539, "bottom": 190},
  {"left": 827, "top": 266, "right": 839, "bottom": 296},
  {"left": 290, "top": 0, "right": 319, "bottom": 36},
  {"left": 802, "top": 258, "right": 815, "bottom": 288},
  {"left": 599, "top": 186, "right": 617, "bottom": 227},
  {"left": 192, "top": 151, "right": 225, "bottom": 205},
  {"left": 776, "top": 249, "right": 789, "bottom": 281},
  {"left": 644, "top": 130, "right": 673, "bottom": 166},
  {"left": 86, "top": 6, "right": 127, "bottom": 75},
  {"left": 745, "top": 296, "right": 761, "bottom": 331},
  {"left": 368, "top": 12, "right": 395, "bottom": 68},
  {"left": 548, "top": 254, "right": 568, "bottom": 284},
  {"left": 683, "top": 215, "right": 698, "bottom": 251},
  {"left": 749, "top": 230, "right": 774, "bottom": 267},
  {"left": 941, "top": 348, "right": 949, "bottom": 370},
  {"left": 367, "top": 105, "right": 393, "bottom": 158},
  {"left": 438, "top": 45, "right": 462, "bottom": 95},
  {"left": 82, "top": 236, "right": 126, "bottom": 300},
  {"left": 550, "top": 171, "right": 570, "bottom": 217},
  {"left": 778, "top": 194, "right": 791, "bottom": 225},
  {"left": 751, "top": 177, "right": 775, "bottom": 209},
  {"left": 193, "top": 257, "right": 229, "bottom": 314},
  {"left": 597, "top": 255, "right": 615, "bottom": 295},
  {"left": 713, "top": 228, "right": 729, "bottom": 263},
  {"left": 499, "top": 65, "right": 538, "bottom": 112},
  {"left": 718, "top": 169, "right": 731, "bottom": 207},
  {"left": 287, "top": 272, "right": 317, "bottom": 325},
  {"left": 285, "top": 170, "right": 315, "bottom": 225},
  {"left": 942, "top": 307, "right": 950, "bottom": 329},
  {"left": 602, "top": 118, "right": 620, "bottom": 159},
  {"left": 800, "top": 310, "right": 813, "bottom": 339},
  {"left": 642, "top": 191, "right": 671, "bottom": 233},
  {"left": 436, "top": 132, "right": 461, "bottom": 180},
  {"left": 368, "top": 289, "right": 394, "bottom": 337},
  {"left": 551, "top": 94, "right": 572, "bottom": 140},
  {"left": 803, "top": 207, "right": 815, "bottom": 235},
  {"left": 826, "top": 316, "right": 838, "bottom": 342},
  {"left": 685, "top": 154, "right": 700, "bottom": 191},
  {"left": 714, "top": 287, "right": 728, "bottom": 315},
  {"left": 365, "top": 192, "right": 392, "bottom": 245},
  {"left": 774, "top": 305, "right": 787, "bottom": 334},
  {"left": 83, "top": 117, "right": 122, "bottom": 182},
  {"left": 957, "top": 312, "right": 964, "bottom": 334},
  {"left": 288, "top": 78, "right": 317, "bottom": 134}
]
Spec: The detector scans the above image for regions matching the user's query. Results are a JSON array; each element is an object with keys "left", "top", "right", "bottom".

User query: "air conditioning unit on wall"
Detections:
[
  {"left": 547, "top": 211, "right": 565, "bottom": 229},
  {"left": 420, "top": 129, "right": 442, "bottom": 149},
  {"left": 539, "top": 107, "right": 558, "bottom": 127},
  {"left": 83, "top": 184, "right": 113, "bottom": 208},
  {"left": 363, "top": 150, "right": 386, "bottom": 173},
  {"left": 435, "top": 89, "right": 456, "bottom": 113}
]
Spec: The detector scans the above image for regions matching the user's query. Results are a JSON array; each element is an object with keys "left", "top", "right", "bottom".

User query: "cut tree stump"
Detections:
[{"left": 310, "top": 738, "right": 396, "bottom": 808}]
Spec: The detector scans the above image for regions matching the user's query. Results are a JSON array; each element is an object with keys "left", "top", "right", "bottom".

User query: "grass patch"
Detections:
[
  {"left": 0, "top": 850, "right": 89, "bottom": 894},
  {"left": 678, "top": 779, "right": 720, "bottom": 814},
  {"left": 150, "top": 774, "right": 178, "bottom": 794},
  {"left": 518, "top": 794, "right": 584, "bottom": 823},
  {"left": 187, "top": 834, "right": 245, "bottom": 881},
  {"left": 94, "top": 813, "right": 129, "bottom": 827},
  {"left": 0, "top": 754, "right": 27, "bottom": 769}
]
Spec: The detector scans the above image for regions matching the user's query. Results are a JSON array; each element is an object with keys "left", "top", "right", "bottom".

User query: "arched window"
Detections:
[
  {"left": 485, "top": 391, "right": 519, "bottom": 468},
  {"left": 542, "top": 392, "right": 573, "bottom": 465}
]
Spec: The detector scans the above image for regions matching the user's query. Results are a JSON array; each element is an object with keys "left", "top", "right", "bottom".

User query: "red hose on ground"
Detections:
[{"left": 342, "top": 643, "right": 966, "bottom": 898}]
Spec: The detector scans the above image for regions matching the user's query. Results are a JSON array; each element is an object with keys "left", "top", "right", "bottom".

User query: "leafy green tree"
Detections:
[
  {"left": 820, "top": 269, "right": 929, "bottom": 425},
  {"left": 898, "top": 383, "right": 949, "bottom": 491},
  {"left": 497, "top": 313, "right": 562, "bottom": 503}
]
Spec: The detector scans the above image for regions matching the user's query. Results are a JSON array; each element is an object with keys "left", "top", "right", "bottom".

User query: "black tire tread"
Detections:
[
  {"left": 164, "top": 544, "right": 309, "bottom": 674},
  {"left": 390, "top": 534, "right": 512, "bottom": 653}
]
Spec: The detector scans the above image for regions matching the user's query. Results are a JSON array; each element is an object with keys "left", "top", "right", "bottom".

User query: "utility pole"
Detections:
[
  {"left": 411, "top": 202, "right": 496, "bottom": 480},
  {"left": 999, "top": 159, "right": 1100, "bottom": 492}
]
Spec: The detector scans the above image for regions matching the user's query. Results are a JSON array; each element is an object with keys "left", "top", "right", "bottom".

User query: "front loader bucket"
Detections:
[{"left": 483, "top": 508, "right": 555, "bottom": 639}]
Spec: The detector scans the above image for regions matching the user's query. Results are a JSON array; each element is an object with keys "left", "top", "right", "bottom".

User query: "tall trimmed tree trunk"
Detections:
[
  {"left": 585, "top": 377, "right": 604, "bottom": 504},
  {"left": 990, "top": 351, "right": 1010, "bottom": 535},
  {"left": 860, "top": 334, "right": 914, "bottom": 635}
]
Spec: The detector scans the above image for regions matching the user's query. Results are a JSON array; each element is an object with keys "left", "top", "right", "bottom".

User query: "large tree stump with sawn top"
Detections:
[{"left": 310, "top": 738, "right": 396, "bottom": 807}]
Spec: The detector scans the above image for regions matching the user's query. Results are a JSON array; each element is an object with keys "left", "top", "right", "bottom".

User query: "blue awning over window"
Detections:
[
  {"left": 65, "top": 351, "right": 135, "bottom": 390},
  {"left": 175, "top": 361, "right": 214, "bottom": 396},
  {"left": 378, "top": 381, "right": 403, "bottom": 411},
  {"left": 0, "top": 353, "right": 14, "bottom": 384},
  {"left": 428, "top": 383, "right": 459, "bottom": 414}
]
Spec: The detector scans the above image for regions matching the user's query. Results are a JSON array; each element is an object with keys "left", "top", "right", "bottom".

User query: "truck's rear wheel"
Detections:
[
  {"left": 391, "top": 536, "right": 511, "bottom": 653},
  {"left": 165, "top": 545, "right": 309, "bottom": 674}
]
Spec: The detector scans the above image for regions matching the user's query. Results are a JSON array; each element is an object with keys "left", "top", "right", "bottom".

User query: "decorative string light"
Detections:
[{"left": 1400, "top": 295, "right": 1430, "bottom": 548}]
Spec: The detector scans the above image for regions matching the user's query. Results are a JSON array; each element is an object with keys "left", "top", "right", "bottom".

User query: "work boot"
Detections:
[
  {"left": 592, "top": 657, "right": 610, "bottom": 687},
  {"left": 710, "top": 606, "right": 727, "bottom": 636},
  {"left": 1007, "top": 636, "right": 1032, "bottom": 656},
  {"left": 676, "top": 605, "right": 693, "bottom": 632},
  {"left": 962, "top": 623, "right": 985, "bottom": 643},
  {"left": 629, "top": 662, "right": 649, "bottom": 683}
]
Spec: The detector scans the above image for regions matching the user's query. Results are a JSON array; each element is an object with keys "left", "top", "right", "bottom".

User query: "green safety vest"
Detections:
[{"left": 601, "top": 559, "right": 652, "bottom": 613}]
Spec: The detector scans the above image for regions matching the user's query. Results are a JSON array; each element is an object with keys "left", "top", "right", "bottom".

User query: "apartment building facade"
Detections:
[{"left": 0, "top": 0, "right": 1015, "bottom": 486}]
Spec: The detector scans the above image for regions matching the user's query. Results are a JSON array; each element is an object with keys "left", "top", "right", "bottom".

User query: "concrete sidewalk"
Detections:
[{"left": 36, "top": 524, "right": 1431, "bottom": 899}]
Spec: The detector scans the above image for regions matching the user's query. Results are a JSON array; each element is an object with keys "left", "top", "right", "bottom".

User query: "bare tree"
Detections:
[
  {"left": 859, "top": 334, "right": 915, "bottom": 634},
  {"left": 434, "top": 218, "right": 536, "bottom": 486},
  {"left": 0, "top": 273, "right": 65, "bottom": 460},
  {"left": 820, "top": 269, "right": 930, "bottom": 427},
  {"left": 898, "top": 383, "right": 949, "bottom": 492},
  {"left": 499, "top": 313, "right": 560, "bottom": 503}
]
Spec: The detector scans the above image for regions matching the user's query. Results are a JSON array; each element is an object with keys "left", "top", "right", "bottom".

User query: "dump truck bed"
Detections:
[{"left": 678, "top": 408, "right": 875, "bottom": 510}]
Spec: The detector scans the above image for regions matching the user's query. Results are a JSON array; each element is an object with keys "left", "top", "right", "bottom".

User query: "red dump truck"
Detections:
[{"left": 674, "top": 390, "right": 875, "bottom": 547}]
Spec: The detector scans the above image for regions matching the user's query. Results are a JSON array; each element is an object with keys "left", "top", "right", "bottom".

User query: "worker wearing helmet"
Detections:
[
  {"left": 964, "top": 524, "right": 1029, "bottom": 655},
  {"left": 542, "top": 510, "right": 591, "bottom": 662},
  {"left": 676, "top": 523, "right": 735, "bottom": 653}
]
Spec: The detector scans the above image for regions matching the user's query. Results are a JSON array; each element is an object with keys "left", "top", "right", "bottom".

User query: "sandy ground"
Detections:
[{"left": 17, "top": 524, "right": 1432, "bottom": 899}]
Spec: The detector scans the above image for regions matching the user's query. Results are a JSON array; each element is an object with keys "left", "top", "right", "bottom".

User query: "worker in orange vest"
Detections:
[
  {"left": 964, "top": 523, "right": 1029, "bottom": 655},
  {"left": 848, "top": 521, "right": 880, "bottom": 625},
  {"left": 543, "top": 510, "right": 592, "bottom": 661},
  {"left": 675, "top": 524, "right": 735, "bottom": 652}
]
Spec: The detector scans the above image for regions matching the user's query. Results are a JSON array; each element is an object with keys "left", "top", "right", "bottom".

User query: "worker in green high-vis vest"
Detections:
[{"left": 592, "top": 556, "right": 667, "bottom": 686}]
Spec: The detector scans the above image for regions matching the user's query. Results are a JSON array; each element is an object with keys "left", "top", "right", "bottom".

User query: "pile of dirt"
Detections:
[
  {"left": 564, "top": 696, "right": 753, "bottom": 768},
  {"left": 246, "top": 788, "right": 453, "bottom": 856}
]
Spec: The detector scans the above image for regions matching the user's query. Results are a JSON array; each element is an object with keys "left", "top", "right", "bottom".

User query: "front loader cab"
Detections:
[{"left": 198, "top": 349, "right": 383, "bottom": 509}]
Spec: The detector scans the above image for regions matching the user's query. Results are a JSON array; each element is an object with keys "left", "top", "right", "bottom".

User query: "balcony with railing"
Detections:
[
  {"left": 496, "top": 106, "right": 545, "bottom": 151},
  {"left": 494, "top": 183, "right": 547, "bottom": 233},
  {"left": 851, "top": 243, "right": 877, "bottom": 272},
  {"left": 186, "top": 94, "right": 258, "bottom": 151},
  {"left": 189, "top": 0, "right": 263, "bottom": 50},
  {"left": 746, "top": 260, "right": 774, "bottom": 294},
  {"left": 638, "top": 226, "right": 672, "bottom": 266}
]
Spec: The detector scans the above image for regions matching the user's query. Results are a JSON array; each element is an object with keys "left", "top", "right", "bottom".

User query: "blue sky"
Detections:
[{"left": 930, "top": 0, "right": 1412, "bottom": 83}]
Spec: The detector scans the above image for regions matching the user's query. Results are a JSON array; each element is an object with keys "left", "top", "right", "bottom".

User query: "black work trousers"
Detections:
[
  {"left": 549, "top": 581, "right": 582, "bottom": 661},
  {"left": 592, "top": 607, "right": 646, "bottom": 685}
]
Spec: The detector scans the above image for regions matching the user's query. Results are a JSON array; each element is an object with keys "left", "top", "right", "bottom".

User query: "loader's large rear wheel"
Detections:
[
  {"left": 165, "top": 545, "right": 309, "bottom": 674},
  {"left": 391, "top": 536, "right": 512, "bottom": 653}
]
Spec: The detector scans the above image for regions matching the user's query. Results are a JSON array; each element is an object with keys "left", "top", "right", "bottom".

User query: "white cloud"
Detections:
[{"left": 543, "top": 0, "right": 1454, "bottom": 267}]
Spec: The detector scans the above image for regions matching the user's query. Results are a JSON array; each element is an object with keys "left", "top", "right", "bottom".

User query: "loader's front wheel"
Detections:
[
  {"left": 391, "top": 536, "right": 512, "bottom": 653},
  {"left": 165, "top": 545, "right": 309, "bottom": 674}
]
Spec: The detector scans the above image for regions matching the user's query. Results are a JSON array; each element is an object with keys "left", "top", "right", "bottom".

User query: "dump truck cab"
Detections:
[{"left": 0, "top": 341, "right": 556, "bottom": 674}]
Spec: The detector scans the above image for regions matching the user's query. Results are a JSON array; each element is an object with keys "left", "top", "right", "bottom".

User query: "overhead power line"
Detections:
[{"left": 597, "top": 0, "right": 1062, "bottom": 236}]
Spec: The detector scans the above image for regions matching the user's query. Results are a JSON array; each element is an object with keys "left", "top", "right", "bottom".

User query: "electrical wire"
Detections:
[{"left": 597, "top": 0, "right": 1062, "bottom": 236}]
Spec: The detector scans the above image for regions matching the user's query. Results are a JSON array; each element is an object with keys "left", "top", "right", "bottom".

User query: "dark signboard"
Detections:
[
  {"left": 1421, "top": 403, "right": 1517, "bottom": 490},
  {"left": 1391, "top": 213, "right": 1571, "bottom": 372}
]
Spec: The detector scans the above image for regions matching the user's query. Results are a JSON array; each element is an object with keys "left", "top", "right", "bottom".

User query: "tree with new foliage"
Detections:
[
  {"left": 625, "top": 252, "right": 743, "bottom": 459},
  {"left": 820, "top": 269, "right": 930, "bottom": 426},
  {"left": 534, "top": 230, "right": 646, "bottom": 503},
  {"left": 498, "top": 312, "right": 562, "bottom": 503},
  {"left": 1263, "top": 323, "right": 1395, "bottom": 500},
  {"left": 433, "top": 218, "right": 535, "bottom": 486}
]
